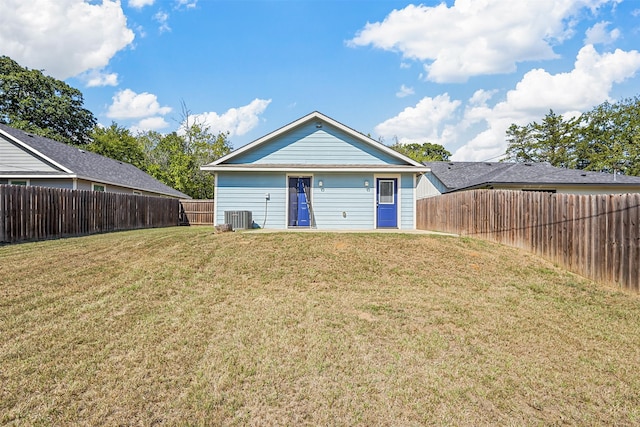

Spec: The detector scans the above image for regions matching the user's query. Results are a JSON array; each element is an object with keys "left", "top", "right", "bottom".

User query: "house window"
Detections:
[
  {"left": 9, "top": 180, "right": 29, "bottom": 186},
  {"left": 92, "top": 183, "right": 106, "bottom": 192},
  {"left": 378, "top": 180, "right": 395, "bottom": 204}
]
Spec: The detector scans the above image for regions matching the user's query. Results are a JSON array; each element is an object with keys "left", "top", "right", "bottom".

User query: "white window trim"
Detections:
[
  {"left": 92, "top": 183, "right": 106, "bottom": 192},
  {"left": 9, "top": 179, "right": 30, "bottom": 186}
]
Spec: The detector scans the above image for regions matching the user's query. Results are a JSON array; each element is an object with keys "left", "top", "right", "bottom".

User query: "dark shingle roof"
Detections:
[
  {"left": 0, "top": 124, "right": 188, "bottom": 198},
  {"left": 425, "top": 161, "right": 640, "bottom": 192}
]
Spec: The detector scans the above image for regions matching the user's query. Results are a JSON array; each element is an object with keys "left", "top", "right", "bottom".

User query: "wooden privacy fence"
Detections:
[
  {"left": 417, "top": 190, "right": 640, "bottom": 292},
  {"left": 179, "top": 199, "right": 214, "bottom": 225},
  {"left": 0, "top": 184, "right": 180, "bottom": 244}
]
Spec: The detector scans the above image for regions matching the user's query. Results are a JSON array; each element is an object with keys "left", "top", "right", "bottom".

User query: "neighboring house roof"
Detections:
[
  {"left": 201, "top": 111, "right": 428, "bottom": 172},
  {"left": 425, "top": 161, "right": 640, "bottom": 192},
  {"left": 0, "top": 123, "right": 189, "bottom": 198}
]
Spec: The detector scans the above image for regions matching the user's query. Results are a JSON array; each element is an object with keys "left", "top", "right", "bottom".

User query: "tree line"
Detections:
[{"left": 504, "top": 98, "right": 640, "bottom": 176}]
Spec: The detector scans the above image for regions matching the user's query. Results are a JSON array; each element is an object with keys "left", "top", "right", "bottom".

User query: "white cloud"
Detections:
[
  {"left": 396, "top": 84, "right": 414, "bottom": 98},
  {"left": 375, "top": 44, "right": 640, "bottom": 162},
  {"left": 348, "top": 0, "right": 619, "bottom": 83},
  {"left": 128, "top": 0, "right": 154, "bottom": 9},
  {"left": 133, "top": 24, "right": 147, "bottom": 39},
  {"left": 584, "top": 21, "right": 620, "bottom": 45},
  {"left": 131, "top": 117, "right": 170, "bottom": 133},
  {"left": 0, "top": 0, "right": 134, "bottom": 80},
  {"left": 374, "top": 94, "right": 461, "bottom": 144},
  {"left": 468, "top": 89, "right": 497, "bottom": 108},
  {"left": 107, "top": 89, "right": 172, "bottom": 119},
  {"left": 504, "top": 44, "right": 640, "bottom": 112},
  {"left": 190, "top": 99, "right": 272, "bottom": 137},
  {"left": 154, "top": 11, "right": 171, "bottom": 33},
  {"left": 453, "top": 44, "right": 640, "bottom": 161},
  {"left": 79, "top": 69, "right": 119, "bottom": 87},
  {"left": 175, "top": 0, "right": 197, "bottom": 9}
]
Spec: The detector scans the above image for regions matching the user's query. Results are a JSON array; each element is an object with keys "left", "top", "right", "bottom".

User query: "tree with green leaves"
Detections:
[
  {"left": 504, "top": 110, "right": 580, "bottom": 168},
  {"left": 389, "top": 142, "right": 451, "bottom": 163},
  {"left": 0, "top": 56, "right": 96, "bottom": 145},
  {"left": 182, "top": 123, "right": 232, "bottom": 199},
  {"left": 137, "top": 106, "right": 232, "bottom": 198},
  {"left": 144, "top": 131, "right": 193, "bottom": 195},
  {"left": 87, "top": 122, "right": 148, "bottom": 170},
  {"left": 504, "top": 123, "right": 536, "bottom": 163},
  {"left": 504, "top": 99, "right": 640, "bottom": 176},
  {"left": 578, "top": 97, "right": 640, "bottom": 175}
]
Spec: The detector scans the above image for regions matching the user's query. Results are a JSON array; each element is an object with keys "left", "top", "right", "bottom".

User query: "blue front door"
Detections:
[
  {"left": 376, "top": 178, "right": 397, "bottom": 228},
  {"left": 296, "top": 178, "right": 310, "bottom": 226},
  {"left": 288, "top": 176, "right": 311, "bottom": 227}
]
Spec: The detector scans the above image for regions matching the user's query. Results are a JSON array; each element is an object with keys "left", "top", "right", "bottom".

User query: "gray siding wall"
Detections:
[
  {"left": 556, "top": 186, "right": 640, "bottom": 195},
  {"left": 0, "top": 137, "right": 60, "bottom": 172},
  {"left": 76, "top": 180, "right": 92, "bottom": 191},
  {"left": 76, "top": 179, "right": 167, "bottom": 196},
  {"left": 416, "top": 172, "right": 448, "bottom": 199},
  {"left": 0, "top": 179, "right": 73, "bottom": 189},
  {"left": 29, "top": 179, "right": 74, "bottom": 189},
  {"left": 493, "top": 184, "right": 640, "bottom": 195},
  {"left": 17, "top": 179, "right": 167, "bottom": 196}
]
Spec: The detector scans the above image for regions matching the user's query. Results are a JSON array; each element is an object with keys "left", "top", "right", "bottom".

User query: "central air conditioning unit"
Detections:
[{"left": 224, "top": 210, "right": 252, "bottom": 230}]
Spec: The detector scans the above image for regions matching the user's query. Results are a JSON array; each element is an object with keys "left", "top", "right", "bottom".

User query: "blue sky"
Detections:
[{"left": 2, "top": 0, "right": 640, "bottom": 161}]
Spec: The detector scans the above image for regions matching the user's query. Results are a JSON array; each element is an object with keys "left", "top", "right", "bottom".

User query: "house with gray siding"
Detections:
[
  {"left": 417, "top": 161, "right": 640, "bottom": 198},
  {"left": 201, "top": 112, "right": 428, "bottom": 230},
  {"left": 0, "top": 123, "right": 188, "bottom": 198}
]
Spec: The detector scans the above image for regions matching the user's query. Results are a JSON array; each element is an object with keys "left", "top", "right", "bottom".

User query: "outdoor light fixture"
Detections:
[
  {"left": 318, "top": 180, "right": 324, "bottom": 188},
  {"left": 364, "top": 180, "right": 370, "bottom": 188}
]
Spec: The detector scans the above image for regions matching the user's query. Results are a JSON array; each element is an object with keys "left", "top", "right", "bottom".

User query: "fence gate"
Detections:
[{"left": 179, "top": 200, "right": 215, "bottom": 225}]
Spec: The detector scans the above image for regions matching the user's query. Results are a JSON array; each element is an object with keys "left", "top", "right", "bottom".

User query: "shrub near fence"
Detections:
[
  {"left": 417, "top": 190, "right": 640, "bottom": 292},
  {"left": 0, "top": 184, "right": 180, "bottom": 244}
]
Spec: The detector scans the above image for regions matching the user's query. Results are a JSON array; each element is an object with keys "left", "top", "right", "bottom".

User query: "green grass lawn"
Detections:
[{"left": 1, "top": 227, "right": 639, "bottom": 425}]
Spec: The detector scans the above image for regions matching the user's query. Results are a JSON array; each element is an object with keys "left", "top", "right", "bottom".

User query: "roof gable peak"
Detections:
[{"left": 205, "top": 111, "right": 424, "bottom": 168}]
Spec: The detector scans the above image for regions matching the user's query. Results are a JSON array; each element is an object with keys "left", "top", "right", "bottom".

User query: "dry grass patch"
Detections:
[{"left": 1, "top": 227, "right": 640, "bottom": 425}]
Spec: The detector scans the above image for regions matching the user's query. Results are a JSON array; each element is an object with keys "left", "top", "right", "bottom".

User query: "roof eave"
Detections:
[
  {"left": 0, "top": 173, "right": 76, "bottom": 179},
  {"left": 201, "top": 165, "right": 430, "bottom": 173}
]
